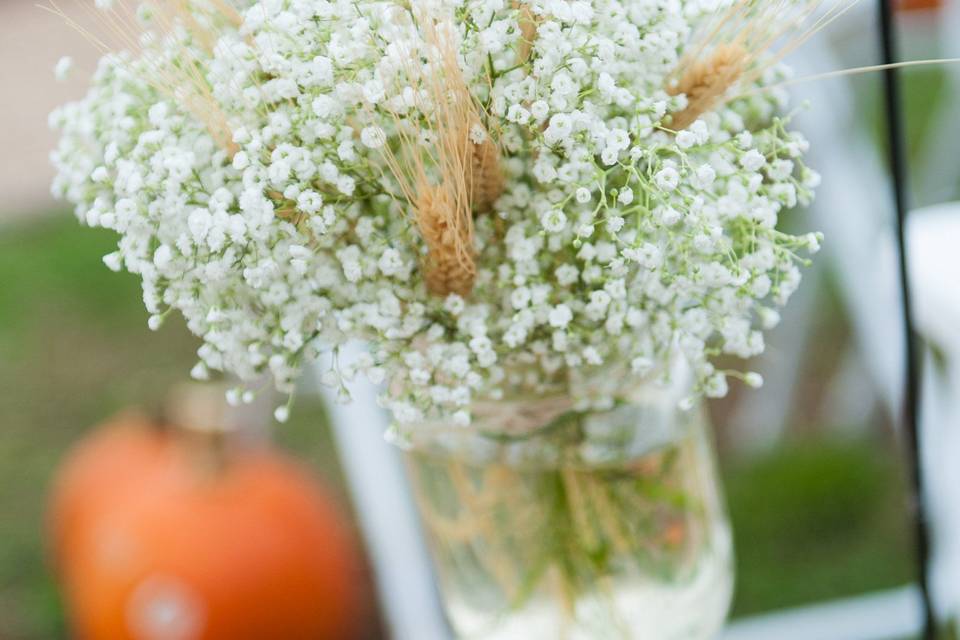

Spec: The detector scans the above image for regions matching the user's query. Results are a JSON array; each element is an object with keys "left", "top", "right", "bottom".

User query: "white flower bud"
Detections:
[{"left": 744, "top": 372, "right": 764, "bottom": 388}]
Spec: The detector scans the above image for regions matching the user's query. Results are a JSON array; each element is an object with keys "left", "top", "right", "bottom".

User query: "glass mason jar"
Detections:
[{"left": 402, "top": 375, "right": 734, "bottom": 640}]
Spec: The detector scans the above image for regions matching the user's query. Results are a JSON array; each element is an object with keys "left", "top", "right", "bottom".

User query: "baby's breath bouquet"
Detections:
[{"left": 51, "top": 0, "right": 829, "bottom": 636}]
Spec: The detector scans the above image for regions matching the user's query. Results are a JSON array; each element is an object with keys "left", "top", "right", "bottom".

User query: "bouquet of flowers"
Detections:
[
  {"left": 51, "top": 0, "right": 824, "bottom": 432},
  {"left": 51, "top": 2, "right": 843, "bottom": 635}
]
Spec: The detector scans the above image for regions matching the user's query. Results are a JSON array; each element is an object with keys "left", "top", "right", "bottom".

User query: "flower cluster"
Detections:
[{"left": 51, "top": 0, "right": 821, "bottom": 429}]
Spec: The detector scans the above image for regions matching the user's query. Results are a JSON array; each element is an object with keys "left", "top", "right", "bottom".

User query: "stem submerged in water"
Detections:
[{"left": 406, "top": 403, "right": 732, "bottom": 638}]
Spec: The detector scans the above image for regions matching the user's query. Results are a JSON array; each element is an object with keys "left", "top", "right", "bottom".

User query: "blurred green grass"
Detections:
[
  {"left": 0, "top": 217, "right": 914, "bottom": 638},
  {"left": 725, "top": 438, "right": 913, "bottom": 616}
]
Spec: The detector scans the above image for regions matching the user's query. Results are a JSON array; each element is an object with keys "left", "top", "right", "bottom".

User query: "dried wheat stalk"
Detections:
[
  {"left": 46, "top": 0, "right": 242, "bottom": 155},
  {"left": 377, "top": 11, "right": 505, "bottom": 297},
  {"left": 667, "top": 43, "right": 747, "bottom": 131},
  {"left": 666, "top": 0, "right": 859, "bottom": 130},
  {"left": 464, "top": 124, "right": 504, "bottom": 214},
  {"left": 415, "top": 184, "right": 477, "bottom": 297},
  {"left": 515, "top": 1, "right": 539, "bottom": 64}
]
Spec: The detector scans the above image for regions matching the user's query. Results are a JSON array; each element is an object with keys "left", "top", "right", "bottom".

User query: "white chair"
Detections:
[
  {"left": 908, "top": 204, "right": 960, "bottom": 628},
  {"left": 315, "top": 348, "right": 450, "bottom": 640}
]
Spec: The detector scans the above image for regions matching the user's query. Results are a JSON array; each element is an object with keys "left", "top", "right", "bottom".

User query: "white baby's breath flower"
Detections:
[
  {"left": 654, "top": 167, "right": 680, "bottom": 191},
  {"left": 741, "top": 149, "right": 766, "bottom": 171},
  {"left": 540, "top": 209, "right": 567, "bottom": 234},
  {"left": 190, "top": 362, "right": 210, "bottom": 380},
  {"left": 361, "top": 126, "right": 386, "bottom": 149},
  {"left": 444, "top": 295, "right": 465, "bottom": 316},
  {"left": 675, "top": 130, "right": 697, "bottom": 149},
  {"left": 225, "top": 388, "right": 242, "bottom": 407},
  {"left": 54, "top": 56, "right": 73, "bottom": 81},
  {"left": 469, "top": 124, "right": 487, "bottom": 144},
  {"left": 694, "top": 164, "right": 716, "bottom": 188},
  {"left": 744, "top": 372, "right": 764, "bottom": 388},
  {"left": 102, "top": 252, "right": 122, "bottom": 272},
  {"left": 704, "top": 373, "right": 729, "bottom": 398},
  {"left": 548, "top": 304, "right": 573, "bottom": 329}
]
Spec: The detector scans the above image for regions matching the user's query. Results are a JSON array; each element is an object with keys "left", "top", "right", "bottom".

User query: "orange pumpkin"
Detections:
[
  {"left": 47, "top": 411, "right": 172, "bottom": 567},
  {"left": 59, "top": 443, "right": 365, "bottom": 640}
]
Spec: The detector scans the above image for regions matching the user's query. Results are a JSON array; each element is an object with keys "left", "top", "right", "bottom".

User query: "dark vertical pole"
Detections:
[{"left": 876, "top": 0, "right": 936, "bottom": 637}]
